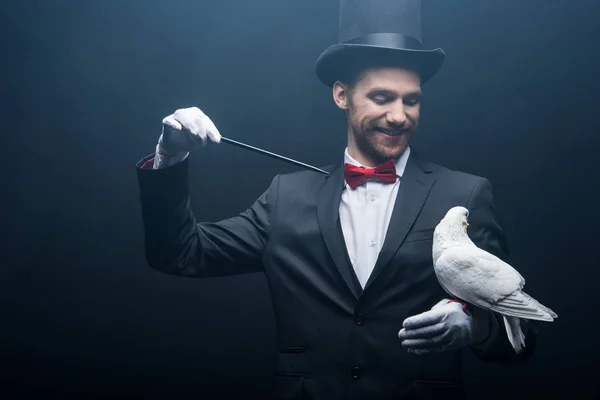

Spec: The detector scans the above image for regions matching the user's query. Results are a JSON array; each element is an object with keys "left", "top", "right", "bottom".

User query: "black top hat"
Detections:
[{"left": 315, "top": 0, "right": 445, "bottom": 87}]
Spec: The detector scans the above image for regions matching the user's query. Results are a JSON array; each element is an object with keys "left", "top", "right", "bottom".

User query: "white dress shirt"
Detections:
[{"left": 339, "top": 146, "right": 411, "bottom": 288}]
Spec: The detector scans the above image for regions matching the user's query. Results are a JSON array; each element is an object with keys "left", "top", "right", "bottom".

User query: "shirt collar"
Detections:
[{"left": 343, "top": 146, "right": 411, "bottom": 179}]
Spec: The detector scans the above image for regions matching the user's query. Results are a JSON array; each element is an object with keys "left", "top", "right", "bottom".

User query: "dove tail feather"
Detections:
[
  {"left": 490, "top": 304, "right": 553, "bottom": 321},
  {"left": 491, "top": 291, "right": 557, "bottom": 322},
  {"left": 503, "top": 315, "right": 525, "bottom": 354},
  {"left": 522, "top": 292, "right": 558, "bottom": 319}
]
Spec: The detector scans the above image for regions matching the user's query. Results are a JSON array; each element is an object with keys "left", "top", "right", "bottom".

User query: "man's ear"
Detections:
[{"left": 332, "top": 81, "right": 350, "bottom": 110}]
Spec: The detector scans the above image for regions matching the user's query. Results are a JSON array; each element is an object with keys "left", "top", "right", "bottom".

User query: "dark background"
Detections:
[{"left": 1, "top": 0, "right": 599, "bottom": 398}]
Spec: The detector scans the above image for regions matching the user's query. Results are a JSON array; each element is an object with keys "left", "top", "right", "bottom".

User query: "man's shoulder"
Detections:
[
  {"left": 264, "top": 163, "right": 338, "bottom": 201},
  {"left": 275, "top": 163, "right": 338, "bottom": 183},
  {"left": 419, "top": 153, "right": 487, "bottom": 183},
  {"left": 419, "top": 156, "right": 498, "bottom": 217},
  {"left": 419, "top": 155, "right": 491, "bottom": 197}
]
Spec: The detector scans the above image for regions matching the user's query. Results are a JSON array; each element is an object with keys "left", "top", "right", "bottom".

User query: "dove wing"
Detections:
[
  {"left": 435, "top": 245, "right": 554, "bottom": 320},
  {"left": 434, "top": 244, "right": 524, "bottom": 310}
]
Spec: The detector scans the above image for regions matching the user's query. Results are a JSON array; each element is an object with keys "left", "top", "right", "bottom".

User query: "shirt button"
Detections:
[
  {"left": 370, "top": 241, "right": 376, "bottom": 247},
  {"left": 351, "top": 366, "right": 361, "bottom": 380},
  {"left": 354, "top": 313, "right": 363, "bottom": 325},
  {"left": 370, "top": 195, "right": 376, "bottom": 202}
]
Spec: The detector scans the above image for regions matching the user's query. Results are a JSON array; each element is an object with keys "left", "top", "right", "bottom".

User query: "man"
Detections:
[{"left": 136, "top": 3, "right": 537, "bottom": 399}]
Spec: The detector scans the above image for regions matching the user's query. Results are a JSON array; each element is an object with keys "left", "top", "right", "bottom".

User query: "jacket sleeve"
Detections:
[
  {"left": 136, "top": 153, "right": 278, "bottom": 277},
  {"left": 464, "top": 177, "right": 538, "bottom": 363}
]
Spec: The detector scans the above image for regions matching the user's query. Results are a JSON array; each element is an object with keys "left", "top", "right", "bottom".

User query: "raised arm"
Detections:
[{"left": 136, "top": 106, "right": 278, "bottom": 277}]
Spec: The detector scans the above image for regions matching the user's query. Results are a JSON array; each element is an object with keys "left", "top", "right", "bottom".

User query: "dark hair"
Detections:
[{"left": 335, "top": 48, "right": 422, "bottom": 88}]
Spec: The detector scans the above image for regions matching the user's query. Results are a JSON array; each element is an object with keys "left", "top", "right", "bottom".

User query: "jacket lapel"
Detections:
[
  {"left": 363, "top": 151, "right": 436, "bottom": 292},
  {"left": 317, "top": 162, "right": 362, "bottom": 299}
]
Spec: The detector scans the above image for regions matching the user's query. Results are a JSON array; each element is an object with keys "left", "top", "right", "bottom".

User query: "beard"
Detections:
[{"left": 350, "top": 118, "right": 413, "bottom": 164}]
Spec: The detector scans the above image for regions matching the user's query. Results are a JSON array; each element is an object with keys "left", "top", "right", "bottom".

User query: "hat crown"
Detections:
[
  {"left": 315, "top": 0, "right": 444, "bottom": 87},
  {"left": 339, "top": 0, "right": 422, "bottom": 43}
]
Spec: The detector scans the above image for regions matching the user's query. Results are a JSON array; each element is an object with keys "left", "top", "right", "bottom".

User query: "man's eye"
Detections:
[
  {"left": 372, "top": 96, "right": 388, "bottom": 104},
  {"left": 405, "top": 98, "right": 420, "bottom": 106}
]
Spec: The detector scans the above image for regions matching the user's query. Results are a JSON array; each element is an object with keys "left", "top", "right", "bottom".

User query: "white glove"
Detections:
[
  {"left": 397, "top": 299, "right": 473, "bottom": 355},
  {"left": 154, "top": 107, "right": 222, "bottom": 168}
]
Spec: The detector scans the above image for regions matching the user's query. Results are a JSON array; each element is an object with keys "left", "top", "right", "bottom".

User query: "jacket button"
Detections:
[
  {"left": 351, "top": 366, "right": 361, "bottom": 380},
  {"left": 354, "top": 313, "right": 363, "bottom": 325}
]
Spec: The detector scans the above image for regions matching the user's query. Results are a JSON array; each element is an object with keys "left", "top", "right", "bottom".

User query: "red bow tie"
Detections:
[{"left": 343, "top": 159, "right": 397, "bottom": 189}]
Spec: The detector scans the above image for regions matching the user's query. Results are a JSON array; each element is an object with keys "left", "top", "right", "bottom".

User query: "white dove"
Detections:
[{"left": 432, "top": 206, "right": 557, "bottom": 354}]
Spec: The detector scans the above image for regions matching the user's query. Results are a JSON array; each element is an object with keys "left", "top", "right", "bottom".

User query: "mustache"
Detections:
[{"left": 370, "top": 125, "right": 411, "bottom": 134}]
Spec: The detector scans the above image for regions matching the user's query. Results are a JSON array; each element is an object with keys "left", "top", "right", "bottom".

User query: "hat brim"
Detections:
[{"left": 315, "top": 43, "right": 446, "bottom": 87}]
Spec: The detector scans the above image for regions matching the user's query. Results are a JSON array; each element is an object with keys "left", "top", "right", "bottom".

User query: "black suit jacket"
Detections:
[{"left": 136, "top": 149, "right": 536, "bottom": 399}]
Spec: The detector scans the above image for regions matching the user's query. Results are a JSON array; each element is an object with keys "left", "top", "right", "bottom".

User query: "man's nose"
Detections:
[{"left": 385, "top": 103, "right": 407, "bottom": 126}]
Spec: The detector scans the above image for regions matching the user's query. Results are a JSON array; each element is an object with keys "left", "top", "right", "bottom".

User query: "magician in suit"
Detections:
[{"left": 135, "top": 0, "right": 538, "bottom": 398}]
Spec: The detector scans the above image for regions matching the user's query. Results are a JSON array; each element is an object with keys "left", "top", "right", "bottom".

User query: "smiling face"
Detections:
[{"left": 333, "top": 65, "right": 422, "bottom": 166}]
